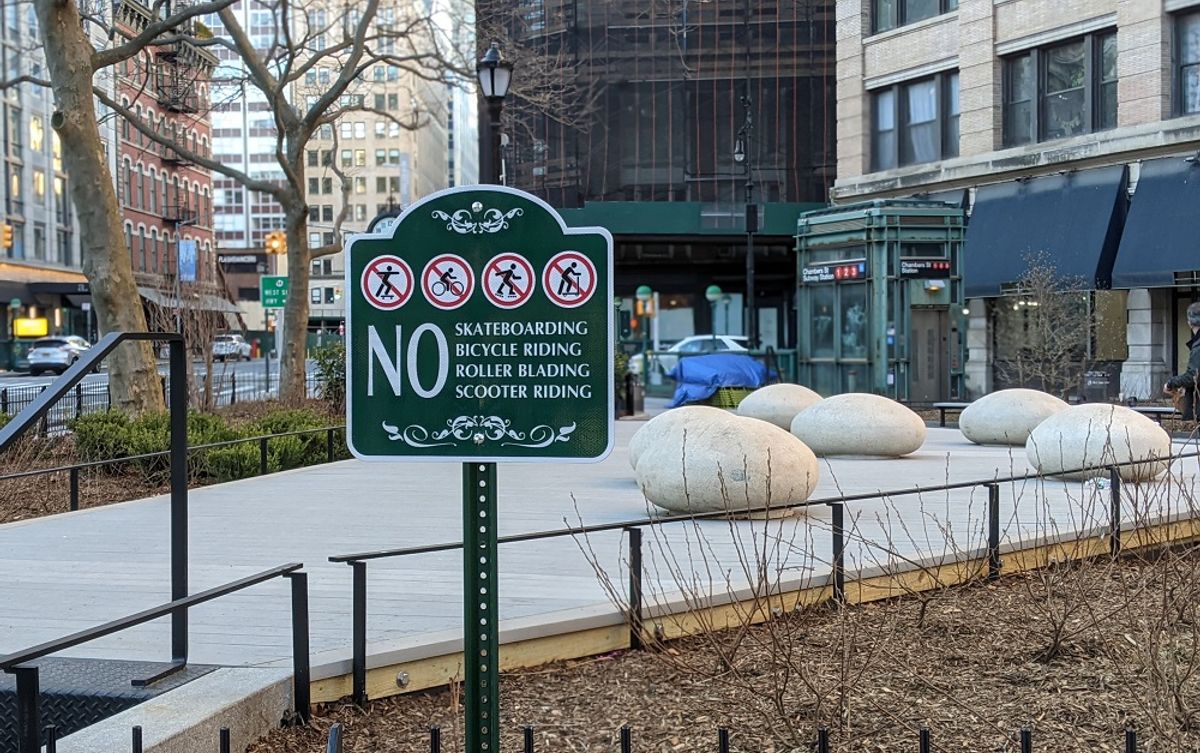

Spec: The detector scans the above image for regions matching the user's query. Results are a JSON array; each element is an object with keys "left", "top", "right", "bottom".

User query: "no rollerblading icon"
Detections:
[
  {"left": 361, "top": 255, "right": 414, "bottom": 311},
  {"left": 483, "top": 253, "right": 535, "bottom": 309},
  {"left": 421, "top": 254, "right": 474, "bottom": 310},
  {"left": 543, "top": 251, "right": 597, "bottom": 308}
]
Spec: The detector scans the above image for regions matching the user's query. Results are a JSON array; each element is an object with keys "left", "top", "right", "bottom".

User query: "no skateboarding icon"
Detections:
[
  {"left": 483, "top": 253, "right": 535, "bottom": 309},
  {"left": 361, "top": 255, "right": 414, "bottom": 311},
  {"left": 421, "top": 254, "right": 474, "bottom": 310},
  {"left": 542, "top": 251, "right": 597, "bottom": 308}
]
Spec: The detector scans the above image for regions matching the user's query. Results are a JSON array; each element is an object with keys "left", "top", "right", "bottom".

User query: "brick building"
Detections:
[
  {"left": 834, "top": 0, "right": 1200, "bottom": 399},
  {"left": 114, "top": 0, "right": 230, "bottom": 328}
]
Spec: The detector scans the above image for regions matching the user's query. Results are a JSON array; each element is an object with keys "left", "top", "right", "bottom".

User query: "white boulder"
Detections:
[
  {"left": 735, "top": 383, "right": 823, "bottom": 430},
  {"left": 628, "top": 405, "right": 733, "bottom": 470},
  {"left": 959, "top": 389, "right": 1069, "bottom": 446},
  {"left": 1025, "top": 403, "right": 1172, "bottom": 481},
  {"left": 634, "top": 415, "right": 819, "bottom": 514},
  {"left": 790, "top": 393, "right": 926, "bottom": 457}
]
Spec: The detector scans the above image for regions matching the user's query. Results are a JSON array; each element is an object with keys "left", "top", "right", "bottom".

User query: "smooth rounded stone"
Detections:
[
  {"left": 1025, "top": 403, "right": 1172, "bottom": 481},
  {"left": 959, "top": 389, "right": 1069, "bottom": 446},
  {"left": 635, "top": 415, "right": 819, "bottom": 514},
  {"left": 735, "top": 383, "right": 823, "bottom": 430},
  {"left": 790, "top": 393, "right": 926, "bottom": 457},
  {"left": 628, "top": 405, "right": 734, "bottom": 470}
]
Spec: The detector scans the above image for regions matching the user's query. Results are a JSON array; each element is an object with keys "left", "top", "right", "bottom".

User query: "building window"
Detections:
[
  {"left": 1003, "top": 31, "right": 1117, "bottom": 147},
  {"left": 311, "top": 288, "right": 321, "bottom": 304},
  {"left": 324, "top": 287, "right": 335, "bottom": 303},
  {"left": 873, "top": 0, "right": 957, "bottom": 35},
  {"left": 870, "top": 71, "right": 959, "bottom": 171},
  {"left": 1176, "top": 11, "right": 1200, "bottom": 115}
]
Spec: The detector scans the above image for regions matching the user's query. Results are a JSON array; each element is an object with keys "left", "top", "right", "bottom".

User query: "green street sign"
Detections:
[
  {"left": 345, "top": 186, "right": 614, "bottom": 462},
  {"left": 260, "top": 276, "right": 289, "bottom": 309}
]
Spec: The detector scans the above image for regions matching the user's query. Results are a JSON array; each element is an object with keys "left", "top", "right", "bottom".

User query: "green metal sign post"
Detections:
[{"left": 345, "top": 186, "right": 614, "bottom": 751}]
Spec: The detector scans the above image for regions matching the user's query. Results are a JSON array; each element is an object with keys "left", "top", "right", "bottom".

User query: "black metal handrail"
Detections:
[
  {"left": 0, "top": 332, "right": 193, "bottom": 666},
  {"left": 1, "top": 563, "right": 311, "bottom": 753},
  {"left": 328, "top": 444, "right": 1200, "bottom": 706}
]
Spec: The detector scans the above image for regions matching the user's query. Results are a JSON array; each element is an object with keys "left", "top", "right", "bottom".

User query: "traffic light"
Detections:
[
  {"left": 265, "top": 231, "right": 286, "bottom": 254},
  {"left": 0, "top": 224, "right": 12, "bottom": 249}
]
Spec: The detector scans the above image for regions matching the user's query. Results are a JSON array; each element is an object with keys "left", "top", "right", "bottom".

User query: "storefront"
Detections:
[{"left": 795, "top": 200, "right": 966, "bottom": 401}]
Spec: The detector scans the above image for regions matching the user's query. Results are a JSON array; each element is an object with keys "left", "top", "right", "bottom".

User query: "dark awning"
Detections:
[
  {"left": 1112, "top": 156, "right": 1200, "bottom": 288},
  {"left": 963, "top": 165, "right": 1129, "bottom": 298}
]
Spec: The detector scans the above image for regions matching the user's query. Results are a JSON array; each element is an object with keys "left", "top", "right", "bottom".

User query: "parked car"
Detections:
[
  {"left": 27, "top": 336, "right": 92, "bottom": 376},
  {"left": 213, "top": 334, "right": 252, "bottom": 361},
  {"left": 654, "top": 335, "right": 750, "bottom": 375}
]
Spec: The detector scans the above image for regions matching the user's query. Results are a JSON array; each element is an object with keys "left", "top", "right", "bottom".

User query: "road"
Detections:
[{"left": 0, "top": 357, "right": 317, "bottom": 426}]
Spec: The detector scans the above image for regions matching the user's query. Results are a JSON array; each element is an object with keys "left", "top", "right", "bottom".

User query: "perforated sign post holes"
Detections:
[{"left": 345, "top": 186, "right": 614, "bottom": 753}]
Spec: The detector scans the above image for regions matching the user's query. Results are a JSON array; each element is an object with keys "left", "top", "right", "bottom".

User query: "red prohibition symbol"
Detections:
[
  {"left": 361, "top": 255, "right": 414, "bottom": 311},
  {"left": 542, "top": 251, "right": 597, "bottom": 308},
  {"left": 421, "top": 254, "right": 475, "bottom": 310},
  {"left": 482, "top": 252, "right": 536, "bottom": 309}
]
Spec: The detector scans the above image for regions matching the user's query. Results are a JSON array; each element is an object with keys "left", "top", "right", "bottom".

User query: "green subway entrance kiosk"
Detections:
[{"left": 795, "top": 200, "right": 966, "bottom": 402}]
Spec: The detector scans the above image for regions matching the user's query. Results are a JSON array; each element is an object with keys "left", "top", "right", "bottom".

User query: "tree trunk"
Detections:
[
  {"left": 278, "top": 150, "right": 310, "bottom": 404},
  {"left": 37, "top": 0, "right": 164, "bottom": 415}
]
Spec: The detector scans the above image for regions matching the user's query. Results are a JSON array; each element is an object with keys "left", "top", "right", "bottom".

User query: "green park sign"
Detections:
[
  {"left": 260, "top": 275, "right": 289, "bottom": 309},
  {"left": 345, "top": 186, "right": 615, "bottom": 463}
]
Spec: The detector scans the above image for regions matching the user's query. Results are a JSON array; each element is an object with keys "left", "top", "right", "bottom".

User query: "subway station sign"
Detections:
[{"left": 345, "top": 186, "right": 614, "bottom": 462}]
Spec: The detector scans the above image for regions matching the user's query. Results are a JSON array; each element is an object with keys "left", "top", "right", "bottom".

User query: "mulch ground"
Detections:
[{"left": 252, "top": 550, "right": 1200, "bottom": 753}]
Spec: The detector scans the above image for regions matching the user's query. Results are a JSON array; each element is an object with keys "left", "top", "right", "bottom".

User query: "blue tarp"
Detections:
[{"left": 666, "top": 353, "right": 770, "bottom": 408}]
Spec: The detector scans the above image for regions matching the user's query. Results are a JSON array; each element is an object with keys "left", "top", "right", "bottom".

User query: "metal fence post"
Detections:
[
  {"left": 1125, "top": 727, "right": 1137, "bottom": 753},
  {"left": 132, "top": 725, "right": 143, "bottom": 753},
  {"left": 718, "top": 727, "right": 730, "bottom": 753},
  {"left": 918, "top": 727, "right": 930, "bottom": 753},
  {"left": 219, "top": 727, "right": 231, "bottom": 753},
  {"left": 1109, "top": 466, "right": 1123, "bottom": 557},
  {"left": 831, "top": 503, "right": 845, "bottom": 604},
  {"left": 816, "top": 727, "right": 829, "bottom": 753},
  {"left": 1020, "top": 726, "right": 1032, "bottom": 753},
  {"left": 69, "top": 467, "right": 80, "bottom": 512},
  {"left": 43, "top": 725, "right": 57, "bottom": 753},
  {"left": 168, "top": 338, "right": 189, "bottom": 663},
  {"left": 620, "top": 726, "right": 632, "bottom": 753},
  {"left": 523, "top": 726, "right": 534, "bottom": 753},
  {"left": 259, "top": 436, "right": 269, "bottom": 476},
  {"left": 987, "top": 483, "right": 1001, "bottom": 580},
  {"left": 1, "top": 387, "right": 7, "bottom": 415},
  {"left": 430, "top": 726, "right": 441, "bottom": 753},
  {"left": 626, "top": 527, "right": 643, "bottom": 650},
  {"left": 352, "top": 561, "right": 368, "bottom": 707},
  {"left": 74, "top": 384, "right": 83, "bottom": 419},
  {"left": 286, "top": 571, "right": 311, "bottom": 724},
  {"left": 326, "top": 723, "right": 344, "bottom": 753},
  {"left": 231, "top": 373, "right": 237, "bottom": 406},
  {"left": 327, "top": 428, "right": 335, "bottom": 463},
  {"left": 10, "top": 666, "right": 39, "bottom": 753}
]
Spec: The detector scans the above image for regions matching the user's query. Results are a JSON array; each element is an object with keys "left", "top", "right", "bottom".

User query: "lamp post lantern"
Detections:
[
  {"left": 476, "top": 41, "right": 513, "bottom": 185},
  {"left": 705, "top": 284, "right": 723, "bottom": 346}
]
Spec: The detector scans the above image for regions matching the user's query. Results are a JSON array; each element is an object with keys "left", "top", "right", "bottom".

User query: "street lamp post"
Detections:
[
  {"left": 705, "top": 284, "right": 723, "bottom": 346},
  {"left": 733, "top": 95, "right": 757, "bottom": 349},
  {"left": 635, "top": 284, "right": 653, "bottom": 374},
  {"left": 476, "top": 41, "right": 513, "bottom": 185}
]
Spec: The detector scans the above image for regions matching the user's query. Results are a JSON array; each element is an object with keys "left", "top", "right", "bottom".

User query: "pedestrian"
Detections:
[{"left": 1164, "top": 300, "right": 1200, "bottom": 421}]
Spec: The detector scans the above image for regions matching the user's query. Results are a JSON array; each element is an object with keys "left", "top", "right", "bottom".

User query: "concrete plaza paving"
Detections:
[{"left": 1, "top": 413, "right": 1198, "bottom": 677}]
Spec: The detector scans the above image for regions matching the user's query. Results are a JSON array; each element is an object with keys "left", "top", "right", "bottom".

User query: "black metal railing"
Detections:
[
  {"left": 0, "top": 332, "right": 192, "bottom": 663},
  {"left": 2, "top": 563, "right": 310, "bottom": 753},
  {"left": 0, "top": 425, "right": 347, "bottom": 513},
  {"left": 329, "top": 448, "right": 1200, "bottom": 707}
]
